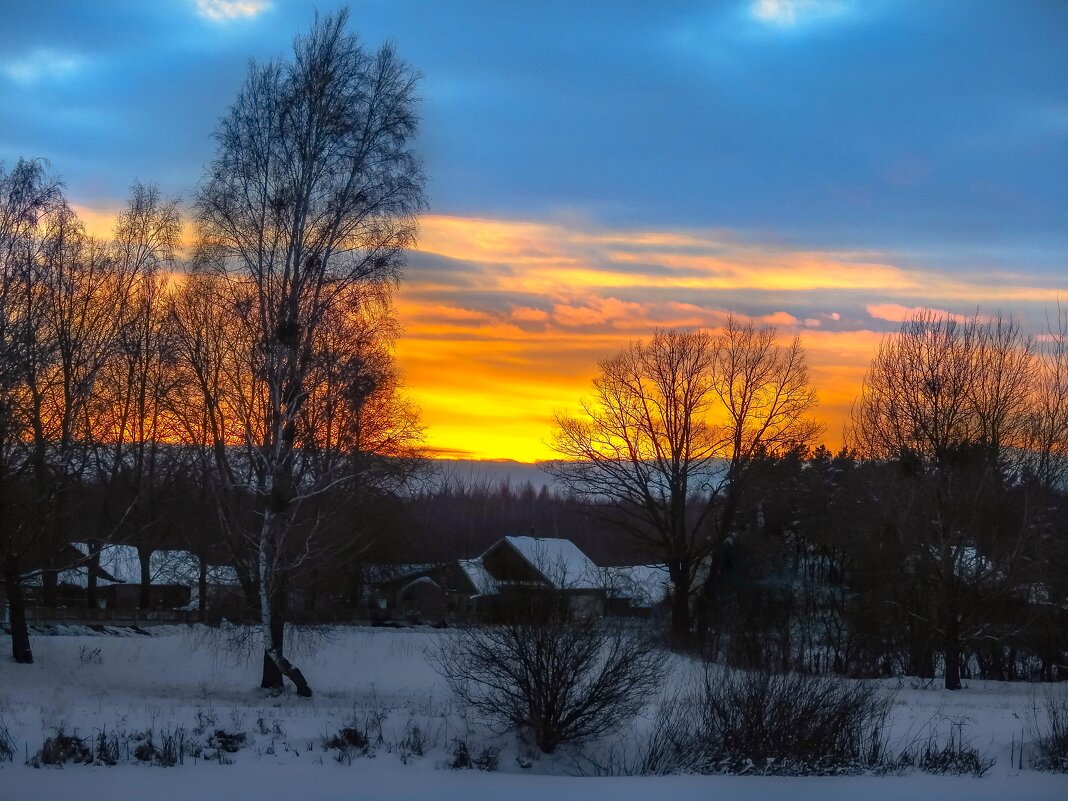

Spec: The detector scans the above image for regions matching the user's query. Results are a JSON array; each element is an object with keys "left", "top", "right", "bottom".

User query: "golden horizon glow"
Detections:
[
  {"left": 398, "top": 215, "right": 1067, "bottom": 462},
  {"left": 71, "top": 205, "right": 1068, "bottom": 463}
]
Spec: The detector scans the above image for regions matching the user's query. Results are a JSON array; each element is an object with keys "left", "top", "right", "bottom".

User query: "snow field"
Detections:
[{"left": 1, "top": 624, "right": 1066, "bottom": 800}]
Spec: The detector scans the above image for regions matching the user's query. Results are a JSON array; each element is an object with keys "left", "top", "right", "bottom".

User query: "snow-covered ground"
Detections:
[{"left": 1, "top": 624, "right": 1066, "bottom": 800}]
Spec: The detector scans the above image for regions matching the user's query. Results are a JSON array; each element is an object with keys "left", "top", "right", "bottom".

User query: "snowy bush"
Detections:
[
  {"left": 1029, "top": 685, "right": 1068, "bottom": 772},
  {"left": 697, "top": 668, "right": 892, "bottom": 774},
  {"left": 133, "top": 727, "right": 188, "bottom": 767},
  {"left": 92, "top": 728, "right": 120, "bottom": 766},
  {"left": 638, "top": 668, "right": 892, "bottom": 775},
  {"left": 0, "top": 712, "right": 15, "bottom": 763},
  {"left": 889, "top": 716, "right": 994, "bottom": 777},
  {"left": 431, "top": 609, "right": 666, "bottom": 754},
  {"left": 700, "top": 668, "right": 892, "bottom": 774},
  {"left": 450, "top": 738, "right": 499, "bottom": 771},
  {"left": 32, "top": 729, "right": 92, "bottom": 767}
]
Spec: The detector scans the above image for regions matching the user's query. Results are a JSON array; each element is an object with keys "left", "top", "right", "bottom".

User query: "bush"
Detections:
[
  {"left": 1029, "top": 686, "right": 1068, "bottom": 772},
  {"left": 92, "top": 728, "right": 120, "bottom": 766},
  {"left": 432, "top": 607, "right": 666, "bottom": 754},
  {"left": 0, "top": 712, "right": 15, "bottom": 763},
  {"left": 637, "top": 692, "right": 708, "bottom": 775},
  {"left": 450, "top": 738, "right": 499, "bottom": 771},
  {"left": 891, "top": 717, "right": 994, "bottom": 777},
  {"left": 323, "top": 717, "right": 381, "bottom": 765},
  {"left": 639, "top": 668, "right": 892, "bottom": 775},
  {"left": 208, "top": 729, "right": 246, "bottom": 754},
  {"left": 33, "top": 729, "right": 91, "bottom": 766},
  {"left": 133, "top": 727, "right": 187, "bottom": 767},
  {"left": 698, "top": 668, "right": 892, "bottom": 774},
  {"left": 324, "top": 726, "right": 368, "bottom": 752}
]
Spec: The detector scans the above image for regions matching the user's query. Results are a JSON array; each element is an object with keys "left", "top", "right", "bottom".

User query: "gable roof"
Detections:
[
  {"left": 600, "top": 564, "right": 671, "bottom": 607},
  {"left": 48, "top": 544, "right": 239, "bottom": 589},
  {"left": 499, "top": 535, "right": 601, "bottom": 590},
  {"left": 458, "top": 557, "right": 497, "bottom": 596}
]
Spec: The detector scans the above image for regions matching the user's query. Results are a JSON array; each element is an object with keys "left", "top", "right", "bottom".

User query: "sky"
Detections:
[{"left": 1, "top": 0, "right": 1066, "bottom": 461}]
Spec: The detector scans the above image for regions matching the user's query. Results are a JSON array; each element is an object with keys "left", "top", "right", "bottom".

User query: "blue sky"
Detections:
[
  {"left": 2, "top": 1, "right": 1066, "bottom": 459},
  {"left": 2, "top": 0, "right": 1065, "bottom": 266}
]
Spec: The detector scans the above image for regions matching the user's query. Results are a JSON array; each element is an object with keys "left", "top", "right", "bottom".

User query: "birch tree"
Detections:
[
  {"left": 0, "top": 158, "right": 64, "bottom": 663},
  {"left": 194, "top": 9, "right": 423, "bottom": 695}
]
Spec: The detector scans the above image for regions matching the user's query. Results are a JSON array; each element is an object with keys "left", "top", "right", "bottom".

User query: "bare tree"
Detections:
[
  {"left": 0, "top": 158, "right": 64, "bottom": 663},
  {"left": 193, "top": 9, "right": 424, "bottom": 695},
  {"left": 697, "top": 318, "right": 821, "bottom": 633},
  {"left": 548, "top": 322, "right": 820, "bottom": 641},
  {"left": 848, "top": 310, "right": 1040, "bottom": 689},
  {"left": 547, "top": 329, "right": 720, "bottom": 639},
  {"left": 1028, "top": 306, "right": 1068, "bottom": 492},
  {"left": 92, "top": 183, "right": 182, "bottom": 609}
]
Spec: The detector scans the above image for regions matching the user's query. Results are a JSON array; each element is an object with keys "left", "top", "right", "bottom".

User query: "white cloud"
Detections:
[
  {"left": 3, "top": 49, "right": 82, "bottom": 85},
  {"left": 751, "top": 0, "right": 847, "bottom": 26},
  {"left": 195, "top": 0, "right": 271, "bottom": 22}
]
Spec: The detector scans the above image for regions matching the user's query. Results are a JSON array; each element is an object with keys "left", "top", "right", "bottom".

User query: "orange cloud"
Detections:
[
  {"left": 397, "top": 217, "right": 1065, "bottom": 461},
  {"left": 66, "top": 204, "right": 1067, "bottom": 463},
  {"left": 866, "top": 303, "right": 970, "bottom": 324}
]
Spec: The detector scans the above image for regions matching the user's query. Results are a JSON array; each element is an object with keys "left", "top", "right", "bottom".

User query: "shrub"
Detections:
[
  {"left": 92, "top": 728, "right": 120, "bottom": 766},
  {"left": 450, "top": 738, "right": 472, "bottom": 769},
  {"left": 209, "top": 729, "right": 246, "bottom": 754},
  {"left": 432, "top": 607, "right": 666, "bottom": 754},
  {"left": 34, "top": 729, "right": 91, "bottom": 766},
  {"left": 133, "top": 727, "right": 187, "bottom": 767},
  {"left": 450, "top": 738, "right": 499, "bottom": 771},
  {"left": 1029, "top": 685, "right": 1068, "bottom": 772},
  {"left": 324, "top": 726, "right": 368, "bottom": 752},
  {"left": 637, "top": 668, "right": 892, "bottom": 775},
  {"left": 891, "top": 717, "right": 994, "bottom": 777},
  {"left": 399, "top": 723, "right": 427, "bottom": 758},
  {"left": 696, "top": 668, "right": 892, "bottom": 774},
  {"left": 323, "top": 721, "right": 375, "bottom": 765},
  {"left": 637, "top": 692, "right": 708, "bottom": 775},
  {"left": 0, "top": 712, "right": 15, "bottom": 763}
]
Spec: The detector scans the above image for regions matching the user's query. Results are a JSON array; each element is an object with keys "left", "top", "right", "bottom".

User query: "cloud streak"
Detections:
[
  {"left": 194, "top": 1, "right": 271, "bottom": 22},
  {"left": 2, "top": 49, "right": 83, "bottom": 84},
  {"left": 393, "top": 214, "right": 1068, "bottom": 461}
]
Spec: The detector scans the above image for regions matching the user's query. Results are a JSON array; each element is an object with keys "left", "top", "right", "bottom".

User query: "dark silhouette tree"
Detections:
[{"left": 192, "top": 9, "right": 424, "bottom": 695}]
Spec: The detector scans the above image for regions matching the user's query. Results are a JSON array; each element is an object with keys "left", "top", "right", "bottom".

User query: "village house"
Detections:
[
  {"left": 369, "top": 535, "right": 670, "bottom": 624},
  {"left": 21, "top": 543, "right": 241, "bottom": 619}
]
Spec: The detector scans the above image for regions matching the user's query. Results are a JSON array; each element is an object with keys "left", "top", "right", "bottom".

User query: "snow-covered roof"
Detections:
[
  {"left": 500, "top": 536, "right": 601, "bottom": 590},
  {"left": 399, "top": 575, "right": 440, "bottom": 594},
  {"left": 52, "top": 544, "right": 239, "bottom": 588},
  {"left": 363, "top": 563, "right": 436, "bottom": 584},
  {"left": 599, "top": 564, "right": 671, "bottom": 608},
  {"left": 151, "top": 550, "right": 240, "bottom": 587},
  {"left": 458, "top": 557, "right": 498, "bottom": 596}
]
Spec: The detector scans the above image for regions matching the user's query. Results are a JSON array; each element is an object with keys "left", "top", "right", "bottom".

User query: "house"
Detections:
[
  {"left": 37, "top": 543, "right": 240, "bottom": 613},
  {"left": 369, "top": 535, "right": 670, "bottom": 623},
  {"left": 599, "top": 563, "right": 672, "bottom": 614}
]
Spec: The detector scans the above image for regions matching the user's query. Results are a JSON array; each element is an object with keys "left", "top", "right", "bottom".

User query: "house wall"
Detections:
[{"left": 396, "top": 579, "right": 447, "bottom": 623}]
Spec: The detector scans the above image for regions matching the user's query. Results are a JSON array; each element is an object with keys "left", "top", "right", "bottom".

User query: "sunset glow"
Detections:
[
  {"left": 64, "top": 199, "right": 1067, "bottom": 462},
  {"left": 11, "top": 1, "right": 1067, "bottom": 463},
  {"left": 396, "top": 216, "right": 1067, "bottom": 461}
]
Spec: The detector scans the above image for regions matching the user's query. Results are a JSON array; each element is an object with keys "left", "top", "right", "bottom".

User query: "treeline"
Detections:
[
  {"left": 544, "top": 315, "right": 1068, "bottom": 689},
  {"left": 398, "top": 438, "right": 1068, "bottom": 686},
  {"left": 703, "top": 445, "right": 1068, "bottom": 684},
  {"left": 1, "top": 10, "right": 429, "bottom": 696},
  {"left": 0, "top": 159, "right": 421, "bottom": 664}
]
